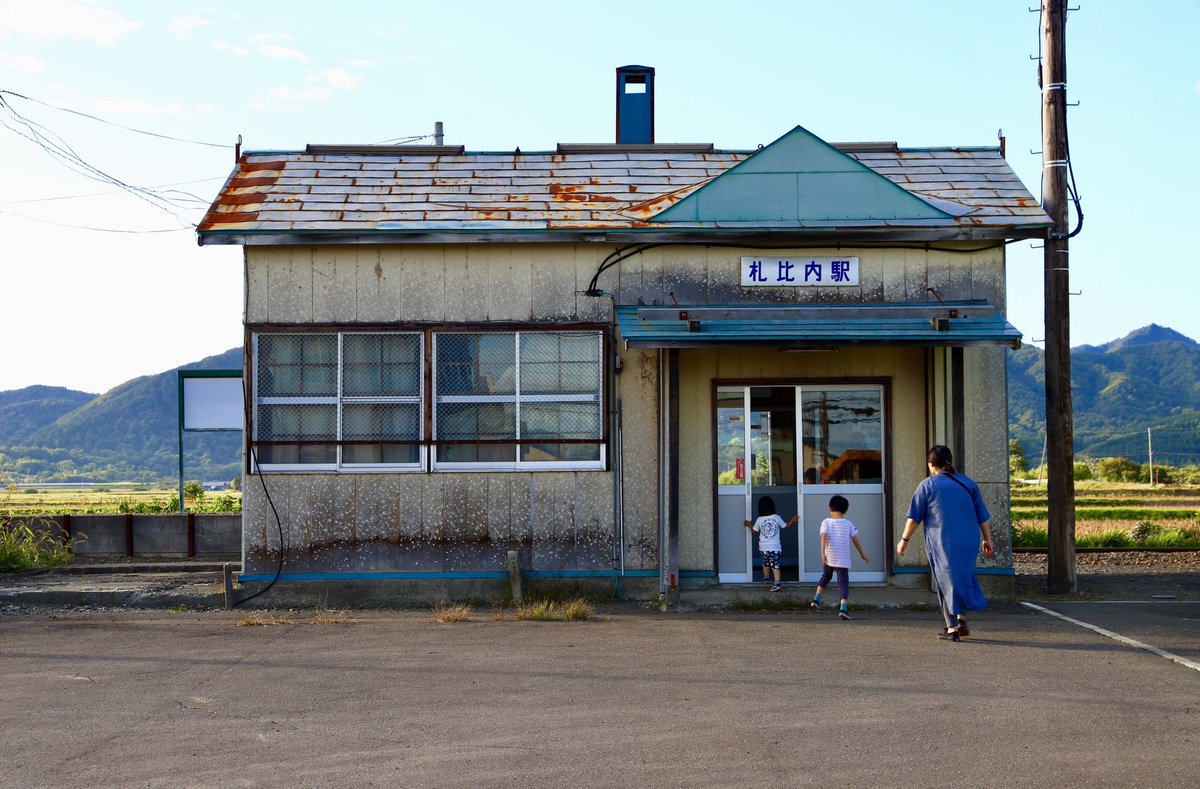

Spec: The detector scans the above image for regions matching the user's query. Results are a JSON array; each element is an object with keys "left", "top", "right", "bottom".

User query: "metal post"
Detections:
[
  {"left": 1041, "top": 0, "right": 1076, "bottom": 594},
  {"left": 178, "top": 370, "right": 186, "bottom": 515}
]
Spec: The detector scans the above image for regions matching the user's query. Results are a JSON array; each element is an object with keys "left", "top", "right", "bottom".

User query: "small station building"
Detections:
[{"left": 198, "top": 66, "right": 1050, "bottom": 601}]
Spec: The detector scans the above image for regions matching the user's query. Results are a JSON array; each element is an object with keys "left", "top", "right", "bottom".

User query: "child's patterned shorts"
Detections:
[{"left": 761, "top": 550, "right": 781, "bottom": 569}]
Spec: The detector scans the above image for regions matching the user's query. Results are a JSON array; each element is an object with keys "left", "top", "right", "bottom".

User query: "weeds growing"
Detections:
[
  {"left": 434, "top": 602, "right": 472, "bottom": 623},
  {"left": 731, "top": 595, "right": 813, "bottom": 613},
  {"left": 236, "top": 610, "right": 294, "bottom": 627},
  {"left": 309, "top": 607, "right": 359, "bottom": 625},
  {"left": 0, "top": 517, "right": 76, "bottom": 573}
]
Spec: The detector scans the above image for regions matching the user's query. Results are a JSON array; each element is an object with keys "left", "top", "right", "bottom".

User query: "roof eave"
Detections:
[{"left": 197, "top": 223, "right": 1051, "bottom": 247}]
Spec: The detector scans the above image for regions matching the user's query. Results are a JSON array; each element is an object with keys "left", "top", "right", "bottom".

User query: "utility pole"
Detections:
[
  {"left": 1042, "top": 0, "right": 1076, "bottom": 594},
  {"left": 1147, "top": 428, "right": 1154, "bottom": 487}
]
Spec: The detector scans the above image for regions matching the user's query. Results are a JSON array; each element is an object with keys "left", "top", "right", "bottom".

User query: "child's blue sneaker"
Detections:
[{"left": 838, "top": 608, "right": 852, "bottom": 621}]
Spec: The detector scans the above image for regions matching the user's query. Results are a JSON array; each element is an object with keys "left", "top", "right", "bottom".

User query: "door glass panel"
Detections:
[
  {"left": 800, "top": 389, "right": 883, "bottom": 485},
  {"left": 716, "top": 390, "right": 747, "bottom": 489}
]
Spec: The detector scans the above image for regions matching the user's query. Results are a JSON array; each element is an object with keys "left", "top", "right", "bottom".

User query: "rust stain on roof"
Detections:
[
  {"left": 197, "top": 146, "right": 1050, "bottom": 238},
  {"left": 239, "top": 159, "right": 288, "bottom": 173}
]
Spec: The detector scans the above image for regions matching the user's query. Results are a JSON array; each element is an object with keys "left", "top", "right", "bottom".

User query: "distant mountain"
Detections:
[
  {"left": 0, "top": 350, "right": 243, "bottom": 485},
  {"left": 1075, "top": 323, "right": 1199, "bottom": 354},
  {"left": 0, "top": 386, "right": 97, "bottom": 445},
  {"left": 1009, "top": 325, "right": 1200, "bottom": 466},
  {"left": 3, "top": 323, "right": 1199, "bottom": 484}
]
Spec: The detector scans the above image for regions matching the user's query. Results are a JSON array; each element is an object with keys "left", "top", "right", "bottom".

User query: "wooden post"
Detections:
[
  {"left": 187, "top": 512, "right": 197, "bottom": 558},
  {"left": 1042, "top": 0, "right": 1076, "bottom": 594},
  {"left": 61, "top": 514, "right": 72, "bottom": 551},
  {"left": 124, "top": 513, "right": 135, "bottom": 558}
]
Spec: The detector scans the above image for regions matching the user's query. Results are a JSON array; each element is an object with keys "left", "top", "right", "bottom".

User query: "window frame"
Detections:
[
  {"left": 251, "top": 331, "right": 426, "bottom": 473},
  {"left": 431, "top": 331, "right": 606, "bottom": 472},
  {"left": 249, "top": 326, "right": 606, "bottom": 474}
]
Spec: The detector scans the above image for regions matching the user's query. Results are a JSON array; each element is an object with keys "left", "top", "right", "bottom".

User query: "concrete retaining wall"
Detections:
[{"left": 6, "top": 514, "right": 240, "bottom": 558}]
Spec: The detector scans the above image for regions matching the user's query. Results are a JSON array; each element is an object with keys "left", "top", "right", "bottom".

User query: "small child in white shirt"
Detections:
[
  {"left": 812, "top": 495, "right": 868, "bottom": 619},
  {"left": 743, "top": 495, "right": 798, "bottom": 592}
]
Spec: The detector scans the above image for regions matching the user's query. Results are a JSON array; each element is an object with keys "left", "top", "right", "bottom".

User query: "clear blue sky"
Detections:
[{"left": 2, "top": 1, "right": 1197, "bottom": 393}]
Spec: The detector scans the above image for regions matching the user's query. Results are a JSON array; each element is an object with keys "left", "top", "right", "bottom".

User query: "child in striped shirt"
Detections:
[{"left": 811, "top": 495, "right": 869, "bottom": 620}]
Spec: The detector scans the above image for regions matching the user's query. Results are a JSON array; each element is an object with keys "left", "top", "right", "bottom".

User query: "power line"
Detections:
[
  {"left": 0, "top": 95, "right": 205, "bottom": 227},
  {"left": 0, "top": 208, "right": 192, "bottom": 234},
  {"left": 0, "top": 89, "right": 234, "bottom": 149},
  {"left": 0, "top": 177, "right": 223, "bottom": 205}
]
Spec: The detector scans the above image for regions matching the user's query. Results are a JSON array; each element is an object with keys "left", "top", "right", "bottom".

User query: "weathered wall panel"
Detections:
[
  {"left": 312, "top": 245, "right": 358, "bottom": 322},
  {"left": 241, "top": 241, "right": 1009, "bottom": 581},
  {"left": 399, "top": 246, "right": 447, "bottom": 322},
  {"left": 532, "top": 244, "right": 578, "bottom": 320},
  {"left": 617, "top": 349, "right": 661, "bottom": 571}
]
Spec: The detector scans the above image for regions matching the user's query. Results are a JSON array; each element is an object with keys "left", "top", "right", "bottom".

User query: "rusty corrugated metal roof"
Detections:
[{"left": 197, "top": 142, "right": 1051, "bottom": 244}]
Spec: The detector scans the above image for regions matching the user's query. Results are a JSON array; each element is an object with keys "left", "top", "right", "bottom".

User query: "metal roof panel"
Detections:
[{"left": 197, "top": 129, "right": 1052, "bottom": 244}]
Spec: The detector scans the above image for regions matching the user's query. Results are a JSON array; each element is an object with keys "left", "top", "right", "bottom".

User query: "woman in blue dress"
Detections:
[{"left": 896, "top": 445, "right": 994, "bottom": 641}]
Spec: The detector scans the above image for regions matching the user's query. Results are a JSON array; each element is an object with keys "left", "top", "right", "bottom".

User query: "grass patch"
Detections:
[
  {"left": 731, "top": 595, "right": 813, "bottom": 613},
  {"left": 1075, "top": 529, "right": 1134, "bottom": 548},
  {"left": 0, "top": 518, "right": 75, "bottom": 573},
  {"left": 1013, "top": 519, "right": 1200, "bottom": 548},
  {"left": 510, "top": 597, "right": 596, "bottom": 621},
  {"left": 1011, "top": 508, "right": 1199, "bottom": 521},
  {"left": 309, "top": 607, "right": 359, "bottom": 625},
  {"left": 236, "top": 610, "right": 294, "bottom": 627},
  {"left": 1013, "top": 522, "right": 1048, "bottom": 548},
  {"left": 434, "top": 602, "right": 472, "bottom": 623},
  {"left": 1142, "top": 528, "right": 1200, "bottom": 548}
]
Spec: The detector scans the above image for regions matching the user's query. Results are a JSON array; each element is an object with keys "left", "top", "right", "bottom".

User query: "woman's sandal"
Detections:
[
  {"left": 956, "top": 621, "right": 970, "bottom": 638},
  {"left": 938, "top": 627, "right": 962, "bottom": 642}
]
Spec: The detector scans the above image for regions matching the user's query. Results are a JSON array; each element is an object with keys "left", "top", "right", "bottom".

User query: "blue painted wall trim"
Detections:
[
  {"left": 890, "top": 567, "right": 1014, "bottom": 577},
  {"left": 524, "top": 570, "right": 656, "bottom": 579},
  {"left": 240, "top": 570, "right": 659, "bottom": 583}
]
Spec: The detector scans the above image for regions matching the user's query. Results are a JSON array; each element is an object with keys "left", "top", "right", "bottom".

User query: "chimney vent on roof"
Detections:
[{"left": 616, "top": 65, "right": 654, "bottom": 144}]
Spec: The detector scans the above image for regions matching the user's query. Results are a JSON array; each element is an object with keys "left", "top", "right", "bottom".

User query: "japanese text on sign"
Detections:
[{"left": 740, "top": 256, "right": 859, "bottom": 287}]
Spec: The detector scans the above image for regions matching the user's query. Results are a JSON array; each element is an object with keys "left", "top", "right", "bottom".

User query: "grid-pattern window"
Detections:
[
  {"left": 434, "top": 331, "right": 603, "bottom": 469},
  {"left": 252, "top": 329, "right": 604, "bottom": 472},
  {"left": 253, "top": 332, "right": 423, "bottom": 469}
]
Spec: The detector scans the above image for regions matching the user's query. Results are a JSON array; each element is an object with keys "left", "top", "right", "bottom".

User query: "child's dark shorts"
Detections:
[{"left": 761, "top": 550, "right": 781, "bottom": 570}]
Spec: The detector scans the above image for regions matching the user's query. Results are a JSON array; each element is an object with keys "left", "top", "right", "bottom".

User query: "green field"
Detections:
[
  {"left": 1010, "top": 482, "right": 1200, "bottom": 548},
  {"left": 0, "top": 486, "right": 241, "bottom": 516}
]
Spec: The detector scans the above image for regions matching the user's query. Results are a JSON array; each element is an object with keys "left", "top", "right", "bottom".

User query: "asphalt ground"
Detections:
[{"left": 2, "top": 603, "right": 1198, "bottom": 788}]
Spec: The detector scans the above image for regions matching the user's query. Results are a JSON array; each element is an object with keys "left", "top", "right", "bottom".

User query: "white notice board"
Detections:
[{"left": 183, "top": 377, "right": 243, "bottom": 430}]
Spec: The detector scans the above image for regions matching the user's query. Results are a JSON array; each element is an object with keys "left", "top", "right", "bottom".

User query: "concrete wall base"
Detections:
[{"left": 230, "top": 576, "right": 662, "bottom": 608}]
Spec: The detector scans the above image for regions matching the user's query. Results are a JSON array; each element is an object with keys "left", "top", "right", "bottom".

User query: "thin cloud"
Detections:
[
  {"left": 166, "top": 14, "right": 216, "bottom": 40},
  {"left": 1, "top": 51, "right": 46, "bottom": 72},
  {"left": 92, "top": 97, "right": 218, "bottom": 117},
  {"left": 247, "top": 32, "right": 293, "bottom": 44},
  {"left": 250, "top": 100, "right": 299, "bottom": 113},
  {"left": 321, "top": 68, "right": 362, "bottom": 91},
  {"left": 212, "top": 41, "right": 249, "bottom": 56},
  {"left": 259, "top": 43, "right": 307, "bottom": 62},
  {"left": 0, "top": 0, "right": 141, "bottom": 46},
  {"left": 269, "top": 85, "right": 330, "bottom": 102},
  {"left": 343, "top": 59, "right": 376, "bottom": 69}
]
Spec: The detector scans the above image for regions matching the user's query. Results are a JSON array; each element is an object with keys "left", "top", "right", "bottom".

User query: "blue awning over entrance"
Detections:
[{"left": 615, "top": 301, "right": 1021, "bottom": 349}]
